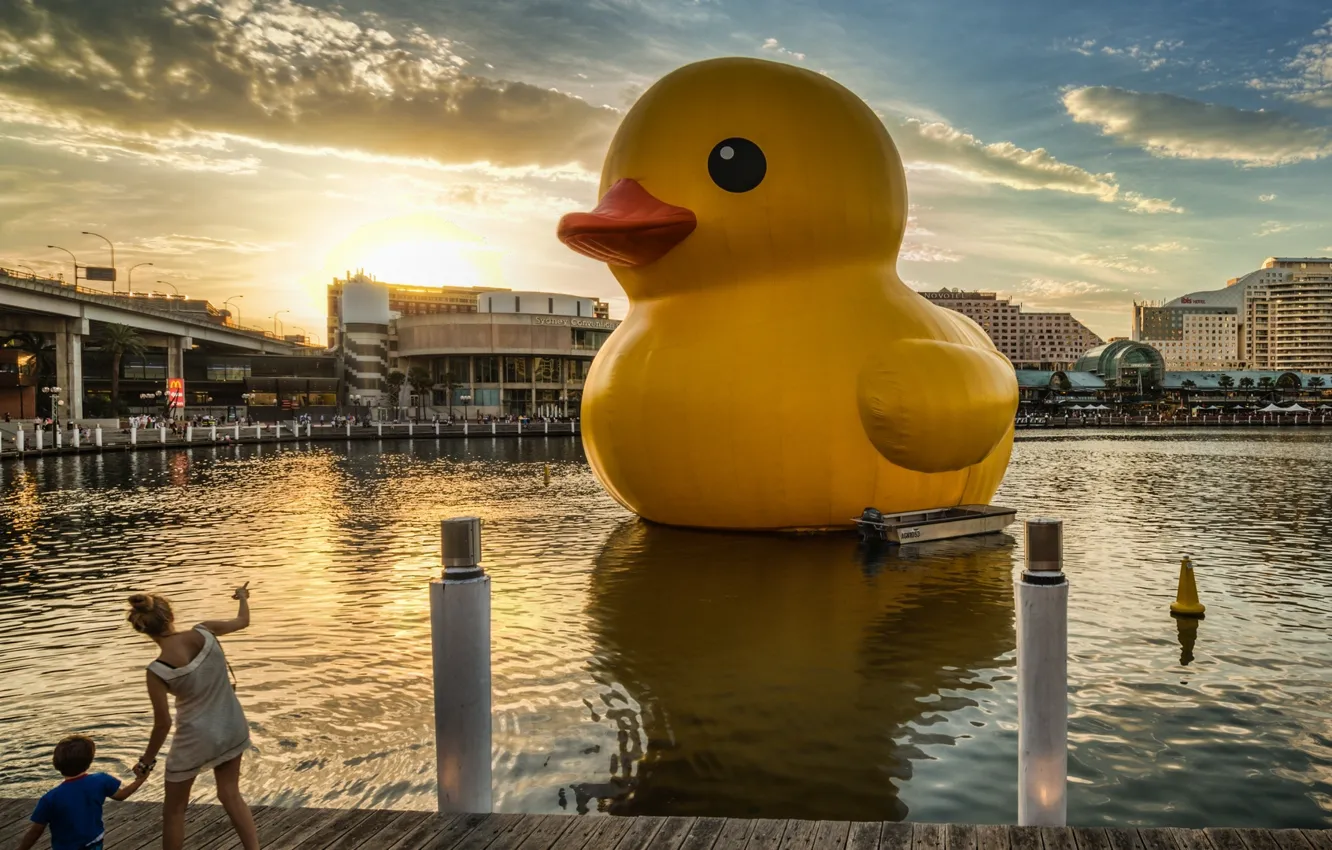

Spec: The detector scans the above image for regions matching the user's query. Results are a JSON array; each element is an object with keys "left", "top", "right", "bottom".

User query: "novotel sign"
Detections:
[{"left": 531, "top": 316, "right": 618, "bottom": 330}]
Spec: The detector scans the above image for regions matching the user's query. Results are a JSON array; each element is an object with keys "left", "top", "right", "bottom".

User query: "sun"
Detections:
[{"left": 324, "top": 214, "right": 503, "bottom": 288}]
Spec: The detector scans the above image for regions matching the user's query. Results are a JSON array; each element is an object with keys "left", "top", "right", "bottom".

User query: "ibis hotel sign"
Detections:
[{"left": 531, "top": 316, "right": 617, "bottom": 330}]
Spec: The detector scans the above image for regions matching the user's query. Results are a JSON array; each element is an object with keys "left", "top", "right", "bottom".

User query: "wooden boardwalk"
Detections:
[{"left": 1, "top": 799, "right": 1329, "bottom": 850}]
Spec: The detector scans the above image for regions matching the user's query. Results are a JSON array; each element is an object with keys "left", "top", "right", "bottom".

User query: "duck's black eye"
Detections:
[{"left": 708, "top": 137, "right": 766, "bottom": 193}]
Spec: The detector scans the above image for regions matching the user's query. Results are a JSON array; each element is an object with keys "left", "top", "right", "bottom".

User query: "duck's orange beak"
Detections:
[{"left": 557, "top": 179, "right": 696, "bottom": 268}]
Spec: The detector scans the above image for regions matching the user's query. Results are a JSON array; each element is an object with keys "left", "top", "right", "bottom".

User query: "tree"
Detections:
[
  {"left": 1239, "top": 377, "right": 1255, "bottom": 389},
  {"left": 407, "top": 366, "right": 433, "bottom": 420},
  {"left": 1257, "top": 377, "right": 1274, "bottom": 388},
  {"left": 99, "top": 324, "right": 145, "bottom": 416},
  {"left": 384, "top": 370, "right": 406, "bottom": 419},
  {"left": 1180, "top": 378, "right": 1196, "bottom": 409},
  {"left": 1218, "top": 375, "right": 1235, "bottom": 389},
  {"left": 439, "top": 370, "right": 458, "bottom": 419},
  {"left": 1308, "top": 376, "right": 1326, "bottom": 389}
]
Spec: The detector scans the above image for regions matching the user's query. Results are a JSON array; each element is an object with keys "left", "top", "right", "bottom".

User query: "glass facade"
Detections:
[
  {"left": 473, "top": 388, "right": 499, "bottom": 406},
  {"left": 572, "top": 329, "right": 611, "bottom": 351},
  {"left": 503, "top": 356, "right": 528, "bottom": 383},
  {"left": 565, "top": 359, "right": 592, "bottom": 381},
  {"left": 533, "top": 357, "right": 561, "bottom": 383},
  {"left": 123, "top": 357, "right": 167, "bottom": 379},
  {"left": 206, "top": 358, "right": 251, "bottom": 382},
  {"left": 502, "top": 388, "right": 529, "bottom": 414},
  {"left": 475, "top": 356, "right": 499, "bottom": 383}
]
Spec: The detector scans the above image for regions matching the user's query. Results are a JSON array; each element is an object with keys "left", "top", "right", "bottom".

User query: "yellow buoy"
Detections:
[{"left": 1170, "top": 556, "right": 1205, "bottom": 618}]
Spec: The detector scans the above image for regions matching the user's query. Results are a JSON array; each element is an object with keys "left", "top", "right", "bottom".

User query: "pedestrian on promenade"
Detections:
[{"left": 126, "top": 585, "right": 257, "bottom": 850}]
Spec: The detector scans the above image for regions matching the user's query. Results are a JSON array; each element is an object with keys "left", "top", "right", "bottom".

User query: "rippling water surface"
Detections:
[{"left": 1, "top": 430, "right": 1330, "bottom": 826}]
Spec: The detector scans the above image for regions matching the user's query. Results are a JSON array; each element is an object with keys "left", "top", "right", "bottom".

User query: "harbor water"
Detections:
[{"left": 0, "top": 430, "right": 1329, "bottom": 825}]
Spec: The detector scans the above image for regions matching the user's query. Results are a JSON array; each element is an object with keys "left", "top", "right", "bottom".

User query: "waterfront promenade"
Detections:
[
  {"left": 0, "top": 421, "right": 577, "bottom": 461},
  {"left": 1, "top": 799, "right": 1329, "bottom": 850},
  {"left": 1018, "top": 414, "right": 1332, "bottom": 429}
]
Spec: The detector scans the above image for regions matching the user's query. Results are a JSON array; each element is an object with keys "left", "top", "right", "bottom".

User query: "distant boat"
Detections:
[{"left": 854, "top": 504, "right": 1017, "bottom": 545}]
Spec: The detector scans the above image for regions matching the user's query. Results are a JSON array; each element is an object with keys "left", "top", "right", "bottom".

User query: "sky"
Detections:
[{"left": 2, "top": 0, "right": 1332, "bottom": 340}]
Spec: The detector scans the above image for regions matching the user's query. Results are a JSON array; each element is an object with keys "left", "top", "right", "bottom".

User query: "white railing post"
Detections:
[
  {"left": 35, "top": 428, "right": 43, "bottom": 451},
  {"left": 186, "top": 425, "right": 193, "bottom": 443},
  {"left": 55, "top": 427, "right": 62, "bottom": 449},
  {"left": 490, "top": 422, "right": 496, "bottom": 435},
  {"left": 1017, "top": 518, "right": 1068, "bottom": 827},
  {"left": 431, "top": 517, "right": 492, "bottom": 814},
  {"left": 95, "top": 426, "right": 103, "bottom": 447},
  {"left": 17, "top": 428, "right": 26, "bottom": 452},
  {"left": 409, "top": 421, "right": 414, "bottom": 437},
  {"left": 210, "top": 424, "right": 217, "bottom": 441},
  {"left": 235, "top": 423, "right": 241, "bottom": 439},
  {"left": 159, "top": 425, "right": 166, "bottom": 444},
  {"left": 377, "top": 422, "right": 383, "bottom": 437},
  {"left": 544, "top": 422, "right": 549, "bottom": 434},
  {"left": 346, "top": 421, "right": 352, "bottom": 437},
  {"left": 517, "top": 420, "right": 522, "bottom": 435},
  {"left": 463, "top": 422, "right": 469, "bottom": 436},
  {"left": 255, "top": 424, "right": 262, "bottom": 440},
  {"left": 435, "top": 421, "right": 440, "bottom": 436},
  {"left": 276, "top": 422, "right": 283, "bottom": 439},
  {"left": 128, "top": 426, "right": 136, "bottom": 447},
  {"left": 72, "top": 426, "right": 80, "bottom": 448}
]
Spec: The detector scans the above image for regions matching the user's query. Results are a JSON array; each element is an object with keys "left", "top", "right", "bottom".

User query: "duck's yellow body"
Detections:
[{"left": 559, "top": 57, "right": 1017, "bottom": 530}]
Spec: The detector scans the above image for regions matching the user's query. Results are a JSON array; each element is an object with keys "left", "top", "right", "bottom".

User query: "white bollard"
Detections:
[
  {"left": 55, "top": 428, "right": 62, "bottom": 448},
  {"left": 463, "top": 422, "right": 469, "bottom": 436},
  {"left": 159, "top": 425, "right": 166, "bottom": 444},
  {"left": 186, "top": 425, "right": 193, "bottom": 443},
  {"left": 571, "top": 421, "right": 577, "bottom": 434},
  {"left": 72, "top": 427, "right": 80, "bottom": 448},
  {"left": 517, "top": 420, "right": 522, "bottom": 435},
  {"left": 235, "top": 423, "right": 241, "bottom": 439},
  {"left": 377, "top": 422, "right": 383, "bottom": 437},
  {"left": 435, "top": 421, "right": 440, "bottom": 436},
  {"left": 544, "top": 422, "right": 549, "bottom": 434},
  {"left": 307, "top": 422, "right": 312, "bottom": 438},
  {"left": 210, "top": 424, "right": 217, "bottom": 441},
  {"left": 346, "top": 421, "right": 352, "bottom": 437},
  {"left": 36, "top": 428, "right": 43, "bottom": 451},
  {"left": 17, "top": 428, "right": 25, "bottom": 452},
  {"left": 490, "top": 422, "right": 496, "bottom": 435},
  {"left": 95, "top": 426, "right": 103, "bottom": 447},
  {"left": 430, "top": 517, "right": 492, "bottom": 814},
  {"left": 254, "top": 424, "right": 262, "bottom": 440},
  {"left": 1017, "top": 518, "right": 1068, "bottom": 827},
  {"left": 129, "top": 427, "right": 136, "bottom": 446},
  {"left": 276, "top": 423, "right": 283, "bottom": 439},
  {"left": 409, "top": 421, "right": 414, "bottom": 437}
]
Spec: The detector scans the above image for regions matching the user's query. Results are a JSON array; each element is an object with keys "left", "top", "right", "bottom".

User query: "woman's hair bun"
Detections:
[{"left": 128, "top": 593, "right": 153, "bottom": 612}]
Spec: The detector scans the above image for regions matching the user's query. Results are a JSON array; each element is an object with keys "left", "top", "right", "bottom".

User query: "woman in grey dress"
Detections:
[{"left": 127, "top": 585, "right": 257, "bottom": 850}]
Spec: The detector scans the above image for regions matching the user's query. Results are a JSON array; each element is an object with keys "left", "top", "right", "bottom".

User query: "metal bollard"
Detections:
[
  {"left": 95, "top": 426, "right": 103, "bottom": 447},
  {"left": 1017, "top": 518, "right": 1068, "bottom": 826},
  {"left": 430, "top": 516, "right": 492, "bottom": 813}
]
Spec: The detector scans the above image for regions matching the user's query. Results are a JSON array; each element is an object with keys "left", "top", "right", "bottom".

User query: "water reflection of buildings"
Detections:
[{"left": 582, "top": 522, "right": 1017, "bottom": 820}]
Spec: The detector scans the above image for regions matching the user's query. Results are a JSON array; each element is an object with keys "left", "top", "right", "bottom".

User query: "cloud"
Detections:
[
  {"left": 1248, "top": 19, "right": 1332, "bottom": 108},
  {"left": 1064, "top": 38, "right": 1184, "bottom": 71},
  {"left": 131, "top": 234, "right": 279, "bottom": 255},
  {"left": 1255, "top": 221, "right": 1293, "bottom": 237},
  {"left": 1259, "top": 193, "right": 1278, "bottom": 202},
  {"left": 1062, "top": 86, "right": 1332, "bottom": 167},
  {"left": 760, "top": 38, "right": 806, "bottom": 62},
  {"left": 1134, "top": 241, "right": 1191, "bottom": 252},
  {"left": 894, "top": 118, "right": 1182, "bottom": 213},
  {"left": 1074, "top": 254, "right": 1158, "bottom": 274},
  {"left": 899, "top": 242, "right": 962, "bottom": 263},
  {"left": 0, "top": 0, "right": 620, "bottom": 173},
  {"left": 1013, "top": 278, "right": 1113, "bottom": 300}
]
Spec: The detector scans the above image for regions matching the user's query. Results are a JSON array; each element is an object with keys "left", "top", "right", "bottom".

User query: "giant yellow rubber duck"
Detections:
[{"left": 557, "top": 57, "right": 1017, "bottom": 531}]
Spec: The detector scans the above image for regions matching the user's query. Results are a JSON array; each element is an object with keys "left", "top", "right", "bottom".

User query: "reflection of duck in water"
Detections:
[{"left": 580, "top": 521, "right": 1016, "bottom": 819}]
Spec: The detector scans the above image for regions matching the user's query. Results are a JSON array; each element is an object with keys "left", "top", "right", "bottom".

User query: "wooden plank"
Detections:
[
  {"left": 976, "top": 826, "right": 1009, "bottom": 850},
  {"left": 321, "top": 810, "right": 416, "bottom": 850},
  {"left": 613, "top": 816, "right": 667, "bottom": 850},
  {"left": 714, "top": 820, "right": 758, "bottom": 850},
  {"left": 1299, "top": 832, "right": 1332, "bottom": 850},
  {"left": 198, "top": 804, "right": 287, "bottom": 850},
  {"left": 472, "top": 814, "right": 548, "bottom": 850},
  {"left": 247, "top": 806, "right": 333, "bottom": 850},
  {"left": 1010, "top": 827, "right": 1042, "bottom": 850},
  {"left": 1237, "top": 832, "right": 1281, "bottom": 850},
  {"left": 649, "top": 819, "right": 701, "bottom": 850},
  {"left": 811, "top": 823, "right": 852, "bottom": 850},
  {"left": 846, "top": 823, "right": 882, "bottom": 850},
  {"left": 513, "top": 817, "right": 579, "bottom": 850},
  {"left": 1043, "top": 828, "right": 1079, "bottom": 850},
  {"left": 120, "top": 801, "right": 233, "bottom": 850},
  {"left": 679, "top": 818, "right": 728, "bottom": 850},
  {"left": 1074, "top": 828, "right": 1113, "bottom": 850},
  {"left": 1268, "top": 832, "right": 1314, "bottom": 850},
  {"left": 1171, "top": 830, "right": 1214, "bottom": 850},
  {"left": 779, "top": 822, "right": 820, "bottom": 850},
  {"left": 1105, "top": 830, "right": 1144, "bottom": 850},
  {"left": 1204, "top": 830, "right": 1249, "bottom": 850},
  {"left": 745, "top": 821, "right": 789, "bottom": 850},
  {"left": 1138, "top": 831, "right": 1179, "bottom": 850},
  {"left": 950, "top": 825, "right": 979, "bottom": 850},
  {"left": 915, "top": 824, "right": 945, "bottom": 850},
  {"left": 394, "top": 813, "right": 489, "bottom": 850},
  {"left": 586, "top": 816, "right": 635, "bottom": 850},
  {"left": 446, "top": 814, "right": 530, "bottom": 850},
  {"left": 282, "top": 807, "right": 379, "bottom": 850},
  {"left": 546, "top": 815, "right": 607, "bottom": 850}
]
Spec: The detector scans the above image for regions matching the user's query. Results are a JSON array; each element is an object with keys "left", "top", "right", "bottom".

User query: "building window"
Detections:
[
  {"left": 123, "top": 357, "right": 167, "bottom": 379},
  {"left": 576, "top": 302, "right": 582, "bottom": 317},
  {"left": 471, "top": 388, "right": 499, "bottom": 406},
  {"left": 533, "top": 357, "right": 561, "bottom": 383},
  {"left": 206, "top": 358, "right": 251, "bottom": 382},
  {"left": 565, "top": 359, "right": 591, "bottom": 381},
  {"left": 474, "top": 356, "right": 499, "bottom": 383},
  {"left": 573, "top": 329, "right": 611, "bottom": 350},
  {"left": 515, "top": 296, "right": 521, "bottom": 312},
  {"left": 503, "top": 356, "right": 529, "bottom": 383},
  {"left": 549, "top": 297, "right": 555, "bottom": 314},
  {"left": 503, "top": 388, "right": 530, "bottom": 414}
]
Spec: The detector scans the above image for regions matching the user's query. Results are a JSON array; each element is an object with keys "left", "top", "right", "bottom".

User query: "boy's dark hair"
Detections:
[{"left": 53, "top": 735, "right": 96, "bottom": 777}]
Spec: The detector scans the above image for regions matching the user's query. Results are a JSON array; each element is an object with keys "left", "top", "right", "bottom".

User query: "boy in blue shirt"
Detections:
[{"left": 17, "top": 734, "right": 148, "bottom": 850}]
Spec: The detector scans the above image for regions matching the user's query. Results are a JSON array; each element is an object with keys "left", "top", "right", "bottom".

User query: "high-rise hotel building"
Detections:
[{"left": 918, "top": 289, "right": 1104, "bottom": 369}]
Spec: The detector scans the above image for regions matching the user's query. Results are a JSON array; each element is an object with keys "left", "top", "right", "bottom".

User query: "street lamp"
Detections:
[
  {"left": 127, "top": 262, "right": 154, "bottom": 294},
  {"left": 81, "top": 231, "right": 115, "bottom": 293},
  {"left": 14, "top": 264, "right": 35, "bottom": 276},
  {"left": 41, "top": 385, "right": 62, "bottom": 421},
  {"left": 460, "top": 392, "right": 472, "bottom": 422},
  {"left": 156, "top": 280, "right": 180, "bottom": 297},
  {"left": 47, "top": 245, "right": 77, "bottom": 287},
  {"left": 223, "top": 296, "right": 242, "bottom": 326},
  {"left": 270, "top": 310, "right": 289, "bottom": 337}
]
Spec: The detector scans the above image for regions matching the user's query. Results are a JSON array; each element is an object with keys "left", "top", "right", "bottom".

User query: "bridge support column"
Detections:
[
  {"left": 167, "top": 336, "right": 190, "bottom": 419},
  {"left": 54, "top": 319, "right": 86, "bottom": 420}
]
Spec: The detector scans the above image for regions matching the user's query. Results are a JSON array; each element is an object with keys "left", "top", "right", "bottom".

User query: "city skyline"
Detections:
[{"left": 3, "top": 1, "right": 1332, "bottom": 340}]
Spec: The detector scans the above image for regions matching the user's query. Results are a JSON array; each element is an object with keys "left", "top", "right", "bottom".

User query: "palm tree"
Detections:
[
  {"left": 1308, "top": 377, "right": 1326, "bottom": 389},
  {"left": 1180, "top": 379, "right": 1196, "bottom": 410},
  {"left": 439, "top": 370, "right": 458, "bottom": 419},
  {"left": 1238, "top": 377, "right": 1255, "bottom": 390},
  {"left": 407, "top": 366, "right": 433, "bottom": 420},
  {"left": 1218, "top": 375, "right": 1234, "bottom": 390},
  {"left": 99, "top": 324, "right": 145, "bottom": 415},
  {"left": 384, "top": 370, "right": 406, "bottom": 420}
]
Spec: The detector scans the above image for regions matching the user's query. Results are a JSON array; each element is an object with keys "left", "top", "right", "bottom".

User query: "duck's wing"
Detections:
[{"left": 856, "top": 338, "right": 1017, "bottom": 473}]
